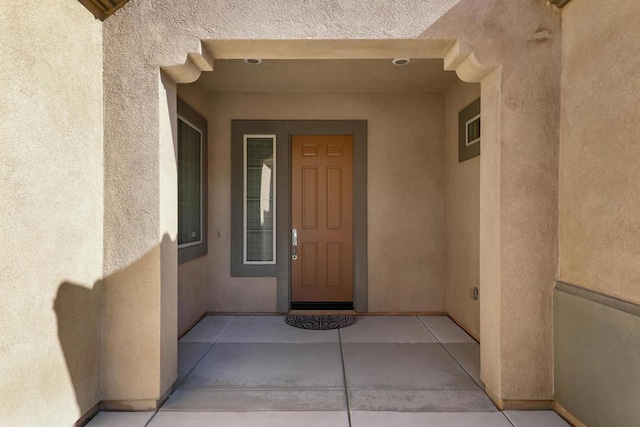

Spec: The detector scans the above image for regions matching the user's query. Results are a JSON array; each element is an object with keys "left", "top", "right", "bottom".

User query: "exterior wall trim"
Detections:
[
  {"left": 554, "top": 284, "right": 640, "bottom": 426},
  {"left": 552, "top": 402, "right": 587, "bottom": 427},
  {"left": 555, "top": 281, "right": 640, "bottom": 317},
  {"left": 484, "top": 385, "right": 553, "bottom": 411}
]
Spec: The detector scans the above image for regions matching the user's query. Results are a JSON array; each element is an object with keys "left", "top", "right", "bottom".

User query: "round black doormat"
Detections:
[{"left": 284, "top": 315, "right": 358, "bottom": 330}]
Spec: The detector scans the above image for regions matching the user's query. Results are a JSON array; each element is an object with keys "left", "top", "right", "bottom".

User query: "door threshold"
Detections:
[
  {"left": 290, "top": 301, "right": 354, "bottom": 311},
  {"left": 288, "top": 309, "right": 358, "bottom": 315}
]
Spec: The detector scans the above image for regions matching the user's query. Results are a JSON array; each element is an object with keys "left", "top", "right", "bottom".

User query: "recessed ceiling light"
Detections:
[
  {"left": 392, "top": 58, "right": 411, "bottom": 66},
  {"left": 244, "top": 58, "right": 263, "bottom": 65}
]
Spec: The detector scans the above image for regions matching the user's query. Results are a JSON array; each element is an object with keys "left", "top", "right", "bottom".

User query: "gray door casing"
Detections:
[{"left": 231, "top": 120, "right": 367, "bottom": 312}]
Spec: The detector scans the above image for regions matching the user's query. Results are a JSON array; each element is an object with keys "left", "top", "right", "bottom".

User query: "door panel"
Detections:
[
  {"left": 292, "top": 135, "right": 354, "bottom": 303},
  {"left": 301, "top": 242, "right": 318, "bottom": 289},
  {"left": 326, "top": 166, "right": 344, "bottom": 229},
  {"left": 326, "top": 242, "right": 343, "bottom": 288},
  {"left": 302, "top": 166, "right": 319, "bottom": 229}
]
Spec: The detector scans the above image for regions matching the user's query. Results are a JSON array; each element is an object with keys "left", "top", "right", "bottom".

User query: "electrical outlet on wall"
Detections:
[{"left": 472, "top": 287, "right": 479, "bottom": 300}]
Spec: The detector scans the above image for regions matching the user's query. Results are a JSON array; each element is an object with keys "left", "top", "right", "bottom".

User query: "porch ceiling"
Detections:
[
  {"left": 202, "top": 39, "right": 455, "bottom": 60},
  {"left": 195, "top": 58, "right": 458, "bottom": 93}
]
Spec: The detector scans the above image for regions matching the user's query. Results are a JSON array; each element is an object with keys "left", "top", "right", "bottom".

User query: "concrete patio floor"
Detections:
[{"left": 87, "top": 315, "right": 570, "bottom": 426}]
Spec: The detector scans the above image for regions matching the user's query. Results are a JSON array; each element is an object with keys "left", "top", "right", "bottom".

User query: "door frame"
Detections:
[
  {"left": 231, "top": 120, "right": 368, "bottom": 312},
  {"left": 291, "top": 134, "right": 355, "bottom": 308}
]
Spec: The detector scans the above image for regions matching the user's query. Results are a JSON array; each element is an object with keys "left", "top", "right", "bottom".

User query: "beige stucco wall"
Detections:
[
  {"left": 555, "top": 0, "right": 640, "bottom": 424},
  {"left": 1, "top": 0, "right": 592, "bottom": 421},
  {"left": 177, "top": 258, "right": 208, "bottom": 334},
  {"left": 0, "top": 1, "right": 103, "bottom": 425},
  {"left": 444, "top": 80, "right": 481, "bottom": 338},
  {"left": 424, "top": 0, "right": 561, "bottom": 401},
  {"left": 101, "top": 0, "right": 461, "bottom": 405},
  {"left": 177, "top": 87, "right": 448, "bottom": 313},
  {"left": 98, "top": 0, "right": 566, "bottom": 410},
  {"left": 558, "top": 0, "right": 640, "bottom": 305},
  {"left": 175, "top": 85, "right": 210, "bottom": 335}
]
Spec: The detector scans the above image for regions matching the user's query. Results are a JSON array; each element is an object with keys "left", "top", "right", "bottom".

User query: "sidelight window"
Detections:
[{"left": 243, "top": 135, "right": 276, "bottom": 264}]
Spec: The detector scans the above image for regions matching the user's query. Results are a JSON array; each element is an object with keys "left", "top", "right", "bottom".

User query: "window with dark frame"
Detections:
[
  {"left": 177, "top": 98, "right": 208, "bottom": 263},
  {"left": 243, "top": 135, "right": 277, "bottom": 265},
  {"left": 465, "top": 113, "right": 481, "bottom": 147},
  {"left": 458, "top": 97, "right": 481, "bottom": 162},
  {"left": 178, "top": 118, "right": 202, "bottom": 247}
]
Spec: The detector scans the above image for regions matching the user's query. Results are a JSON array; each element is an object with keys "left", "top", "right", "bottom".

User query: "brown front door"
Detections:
[{"left": 291, "top": 135, "right": 354, "bottom": 303}]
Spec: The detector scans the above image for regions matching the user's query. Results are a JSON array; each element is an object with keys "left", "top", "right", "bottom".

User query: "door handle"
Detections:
[{"left": 292, "top": 228, "right": 298, "bottom": 260}]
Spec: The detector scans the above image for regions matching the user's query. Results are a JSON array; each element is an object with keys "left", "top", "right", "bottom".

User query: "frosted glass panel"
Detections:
[{"left": 244, "top": 136, "right": 276, "bottom": 264}]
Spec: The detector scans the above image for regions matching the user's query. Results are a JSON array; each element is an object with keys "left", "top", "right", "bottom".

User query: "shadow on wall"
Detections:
[
  {"left": 54, "top": 235, "right": 177, "bottom": 424},
  {"left": 53, "top": 280, "right": 102, "bottom": 421}
]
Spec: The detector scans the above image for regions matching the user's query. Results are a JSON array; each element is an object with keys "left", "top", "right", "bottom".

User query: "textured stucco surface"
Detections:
[
  {"left": 555, "top": 0, "right": 640, "bottom": 424},
  {"left": 558, "top": 0, "right": 640, "bottom": 305},
  {"left": 2, "top": 0, "right": 608, "bottom": 421},
  {"left": 193, "top": 90, "right": 447, "bottom": 313},
  {"left": 104, "top": 0, "right": 560, "bottom": 405},
  {"left": 444, "top": 80, "right": 481, "bottom": 338},
  {"left": 174, "top": 84, "right": 210, "bottom": 335},
  {"left": 0, "top": 1, "right": 103, "bottom": 425},
  {"left": 182, "top": 77, "right": 279, "bottom": 316},
  {"left": 102, "top": 0, "right": 462, "bottom": 405},
  {"left": 424, "top": 0, "right": 561, "bottom": 400},
  {"left": 178, "top": 258, "right": 209, "bottom": 334}
]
